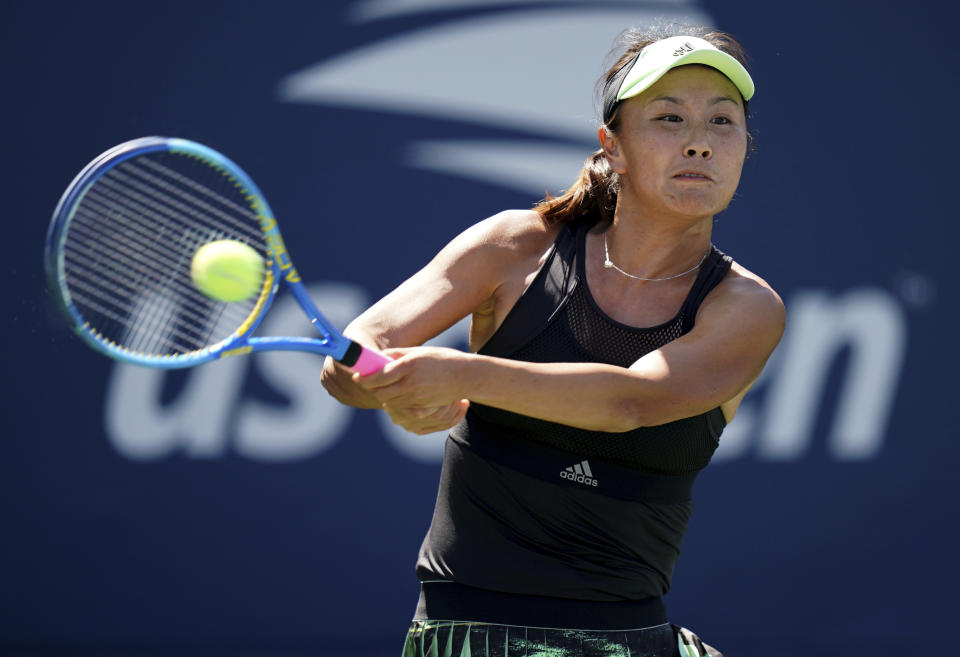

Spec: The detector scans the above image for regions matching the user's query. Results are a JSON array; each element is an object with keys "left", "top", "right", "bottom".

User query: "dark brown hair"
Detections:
[{"left": 536, "top": 26, "right": 752, "bottom": 226}]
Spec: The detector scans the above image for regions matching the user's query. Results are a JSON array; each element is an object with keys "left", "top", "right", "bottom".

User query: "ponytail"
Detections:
[{"left": 536, "top": 149, "right": 619, "bottom": 226}]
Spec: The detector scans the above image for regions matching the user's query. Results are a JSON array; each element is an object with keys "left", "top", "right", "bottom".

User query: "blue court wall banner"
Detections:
[{"left": 2, "top": 1, "right": 956, "bottom": 656}]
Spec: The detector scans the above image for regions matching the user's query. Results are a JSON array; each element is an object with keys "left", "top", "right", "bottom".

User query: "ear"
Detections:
[{"left": 598, "top": 126, "right": 627, "bottom": 174}]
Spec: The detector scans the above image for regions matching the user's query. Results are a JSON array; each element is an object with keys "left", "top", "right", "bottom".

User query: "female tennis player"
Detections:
[{"left": 322, "top": 26, "right": 784, "bottom": 657}]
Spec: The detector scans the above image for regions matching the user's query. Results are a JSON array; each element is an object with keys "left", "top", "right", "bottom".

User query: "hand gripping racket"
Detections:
[{"left": 44, "top": 136, "right": 391, "bottom": 373}]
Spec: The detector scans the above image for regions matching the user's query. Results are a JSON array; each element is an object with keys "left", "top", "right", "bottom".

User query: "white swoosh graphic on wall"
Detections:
[
  {"left": 406, "top": 139, "right": 595, "bottom": 196},
  {"left": 279, "top": 4, "right": 713, "bottom": 195},
  {"left": 347, "top": 0, "right": 693, "bottom": 22}
]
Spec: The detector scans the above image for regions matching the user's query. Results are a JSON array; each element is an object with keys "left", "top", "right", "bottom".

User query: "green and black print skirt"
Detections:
[{"left": 401, "top": 620, "right": 719, "bottom": 657}]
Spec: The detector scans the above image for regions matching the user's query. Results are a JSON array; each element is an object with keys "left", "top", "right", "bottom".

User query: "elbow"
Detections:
[
  {"left": 609, "top": 389, "right": 726, "bottom": 431},
  {"left": 601, "top": 397, "right": 653, "bottom": 433},
  {"left": 606, "top": 393, "right": 696, "bottom": 432}
]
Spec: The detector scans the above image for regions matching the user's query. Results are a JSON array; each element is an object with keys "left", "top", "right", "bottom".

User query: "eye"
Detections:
[
  {"left": 711, "top": 116, "right": 733, "bottom": 125},
  {"left": 657, "top": 114, "right": 683, "bottom": 123}
]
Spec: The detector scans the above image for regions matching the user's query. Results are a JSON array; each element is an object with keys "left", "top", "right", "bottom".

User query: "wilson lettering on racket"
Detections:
[{"left": 44, "top": 136, "right": 390, "bottom": 373}]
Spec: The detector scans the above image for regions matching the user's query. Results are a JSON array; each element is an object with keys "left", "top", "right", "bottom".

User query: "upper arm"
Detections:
[
  {"left": 626, "top": 267, "right": 785, "bottom": 426},
  {"left": 343, "top": 209, "right": 554, "bottom": 350}
]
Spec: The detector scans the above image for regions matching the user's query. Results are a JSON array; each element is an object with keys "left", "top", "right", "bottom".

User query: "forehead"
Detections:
[{"left": 640, "top": 64, "right": 743, "bottom": 104}]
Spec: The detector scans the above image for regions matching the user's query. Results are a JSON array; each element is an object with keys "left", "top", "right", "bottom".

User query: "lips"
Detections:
[{"left": 673, "top": 171, "right": 712, "bottom": 181}]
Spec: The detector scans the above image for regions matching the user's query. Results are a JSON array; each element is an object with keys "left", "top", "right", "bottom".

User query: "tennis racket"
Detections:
[{"left": 44, "top": 136, "right": 391, "bottom": 373}]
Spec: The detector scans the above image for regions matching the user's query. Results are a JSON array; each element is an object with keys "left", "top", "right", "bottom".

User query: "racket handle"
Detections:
[{"left": 342, "top": 341, "right": 392, "bottom": 375}]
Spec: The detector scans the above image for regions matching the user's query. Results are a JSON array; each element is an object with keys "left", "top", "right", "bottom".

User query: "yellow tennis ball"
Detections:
[{"left": 190, "top": 240, "right": 265, "bottom": 302}]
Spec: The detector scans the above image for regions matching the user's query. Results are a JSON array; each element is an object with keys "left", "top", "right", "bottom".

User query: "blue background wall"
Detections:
[{"left": 3, "top": 1, "right": 957, "bottom": 655}]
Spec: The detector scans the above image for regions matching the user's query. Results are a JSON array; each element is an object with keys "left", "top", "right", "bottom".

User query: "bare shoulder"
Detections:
[
  {"left": 345, "top": 210, "right": 558, "bottom": 351},
  {"left": 726, "top": 260, "right": 782, "bottom": 299},
  {"left": 463, "top": 209, "right": 559, "bottom": 257},
  {"left": 699, "top": 259, "right": 785, "bottom": 336},
  {"left": 438, "top": 209, "right": 560, "bottom": 286},
  {"left": 457, "top": 210, "right": 562, "bottom": 347}
]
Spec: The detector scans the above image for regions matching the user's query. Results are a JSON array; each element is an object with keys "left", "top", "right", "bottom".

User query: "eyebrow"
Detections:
[{"left": 650, "top": 95, "right": 742, "bottom": 107}]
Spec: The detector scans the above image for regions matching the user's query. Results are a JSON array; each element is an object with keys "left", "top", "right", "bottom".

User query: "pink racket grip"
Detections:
[{"left": 343, "top": 342, "right": 392, "bottom": 375}]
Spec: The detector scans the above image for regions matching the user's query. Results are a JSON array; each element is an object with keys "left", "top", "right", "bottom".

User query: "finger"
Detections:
[
  {"left": 387, "top": 407, "right": 440, "bottom": 428},
  {"left": 381, "top": 402, "right": 446, "bottom": 433},
  {"left": 406, "top": 400, "right": 470, "bottom": 434},
  {"left": 412, "top": 413, "right": 467, "bottom": 434},
  {"left": 352, "top": 366, "right": 402, "bottom": 390},
  {"left": 410, "top": 406, "right": 443, "bottom": 419},
  {"left": 388, "top": 406, "right": 437, "bottom": 421},
  {"left": 382, "top": 404, "right": 425, "bottom": 428},
  {"left": 384, "top": 399, "right": 456, "bottom": 420},
  {"left": 381, "top": 347, "right": 416, "bottom": 360}
]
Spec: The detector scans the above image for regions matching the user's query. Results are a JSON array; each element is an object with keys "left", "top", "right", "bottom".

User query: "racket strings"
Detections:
[
  {"left": 70, "top": 165, "right": 244, "bottom": 339},
  {"left": 75, "top": 181, "right": 246, "bottom": 319},
  {"left": 58, "top": 266, "right": 198, "bottom": 355},
  {"left": 61, "top": 152, "right": 268, "bottom": 356},
  {"left": 122, "top": 158, "right": 266, "bottom": 244},
  {"left": 63, "top": 230, "right": 237, "bottom": 356}
]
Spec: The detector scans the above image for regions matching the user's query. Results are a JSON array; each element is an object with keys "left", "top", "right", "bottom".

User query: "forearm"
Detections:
[
  {"left": 363, "top": 348, "right": 670, "bottom": 431},
  {"left": 460, "top": 355, "right": 657, "bottom": 432}
]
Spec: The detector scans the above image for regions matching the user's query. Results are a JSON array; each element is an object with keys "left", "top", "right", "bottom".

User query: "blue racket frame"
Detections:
[{"left": 45, "top": 137, "right": 358, "bottom": 369}]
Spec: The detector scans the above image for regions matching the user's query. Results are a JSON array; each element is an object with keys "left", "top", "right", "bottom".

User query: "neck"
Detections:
[{"left": 603, "top": 205, "right": 713, "bottom": 280}]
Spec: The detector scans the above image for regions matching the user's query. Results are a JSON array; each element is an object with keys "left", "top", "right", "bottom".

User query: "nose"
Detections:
[{"left": 684, "top": 125, "right": 712, "bottom": 159}]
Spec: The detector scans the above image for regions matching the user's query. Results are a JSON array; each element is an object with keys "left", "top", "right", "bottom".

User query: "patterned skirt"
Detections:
[{"left": 401, "top": 620, "right": 719, "bottom": 657}]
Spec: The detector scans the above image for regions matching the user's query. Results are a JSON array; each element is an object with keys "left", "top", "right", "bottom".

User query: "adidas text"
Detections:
[{"left": 560, "top": 460, "right": 598, "bottom": 487}]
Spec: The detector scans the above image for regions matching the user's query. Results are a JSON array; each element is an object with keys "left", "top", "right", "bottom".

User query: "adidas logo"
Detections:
[{"left": 560, "top": 460, "right": 598, "bottom": 487}]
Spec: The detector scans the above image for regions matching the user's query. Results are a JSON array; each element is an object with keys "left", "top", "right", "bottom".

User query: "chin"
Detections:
[
  {"left": 667, "top": 191, "right": 735, "bottom": 218},
  {"left": 668, "top": 202, "right": 727, "bottom": 220}
]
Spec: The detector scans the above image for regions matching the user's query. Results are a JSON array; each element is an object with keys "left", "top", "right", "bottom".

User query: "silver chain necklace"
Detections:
[{"left": 602, "top": 231, "right": 709, "bottom": 282}]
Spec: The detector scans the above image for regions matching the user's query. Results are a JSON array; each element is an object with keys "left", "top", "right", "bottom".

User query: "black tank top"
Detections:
[{"left": 415, "top": 221, "right": 733, "bottom": 615}]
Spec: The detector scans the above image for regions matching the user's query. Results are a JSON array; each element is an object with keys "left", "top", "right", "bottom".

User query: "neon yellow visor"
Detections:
[{"left": 616, "top": 35, "right": 755, "bottom": 104}]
